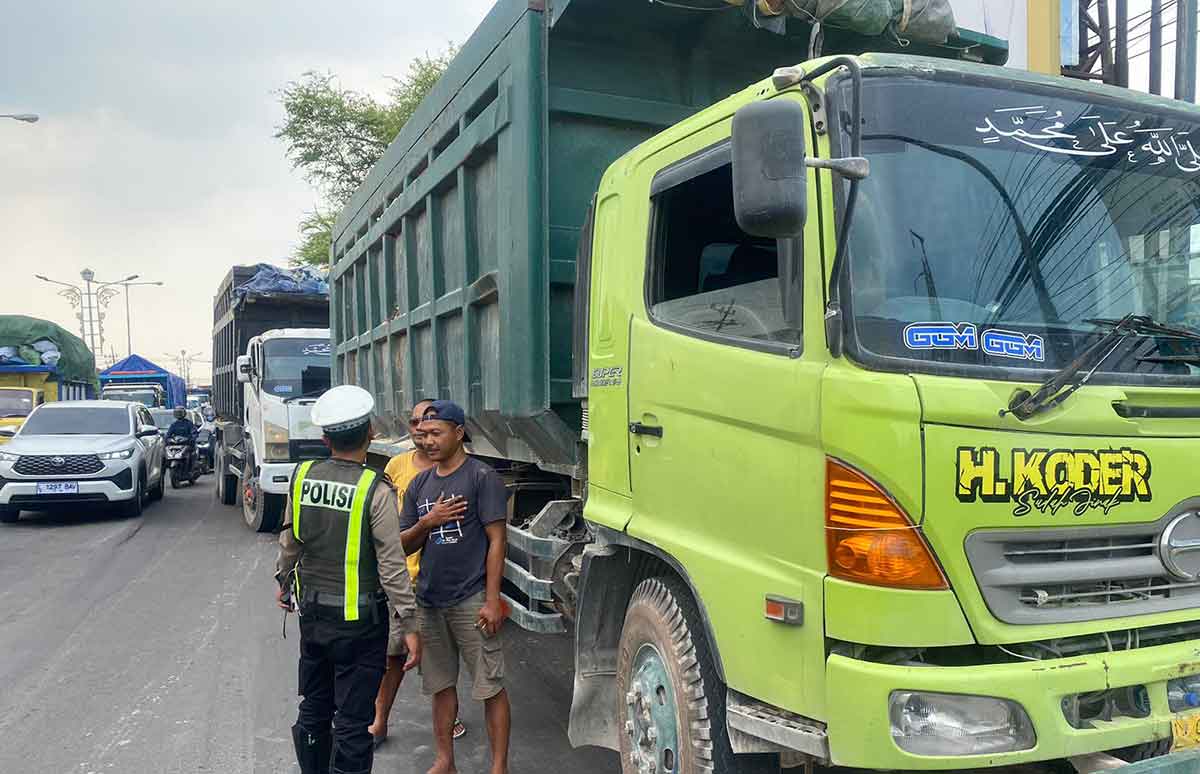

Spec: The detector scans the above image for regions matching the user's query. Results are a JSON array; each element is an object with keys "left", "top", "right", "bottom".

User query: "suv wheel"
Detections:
[
  {"left": 149, "top": 465, "right": 165, "bottom": 502},
  {"left": 123, "top": 474, "right": 145, "bottom": 518},
  {"left": 0, "top": 507, "right": 19, "bottom": 524}
]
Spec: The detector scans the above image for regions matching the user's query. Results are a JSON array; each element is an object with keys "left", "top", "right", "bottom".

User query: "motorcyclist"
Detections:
[{"left": 166, "top": 407, "right": 197, "bottom": 440}]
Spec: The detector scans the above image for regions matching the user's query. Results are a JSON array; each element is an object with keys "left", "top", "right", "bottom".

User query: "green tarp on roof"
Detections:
[{"left": 0, "top": 315, "right": 97, "bottom": 386}]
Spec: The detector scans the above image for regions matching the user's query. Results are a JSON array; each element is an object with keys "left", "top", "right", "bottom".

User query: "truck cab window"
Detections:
[{"left": 649, "top": 161, "right": 801, "bottom": 347}]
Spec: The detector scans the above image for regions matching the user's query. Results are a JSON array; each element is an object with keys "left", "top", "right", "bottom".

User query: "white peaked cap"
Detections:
[{"left": 310, "top": 385, "right": 375, "bottom": 433}]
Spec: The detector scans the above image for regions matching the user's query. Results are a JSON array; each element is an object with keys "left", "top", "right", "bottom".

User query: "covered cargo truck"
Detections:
[
  {"left": 331, "top": 1, "right": 1200, "bottom": 771},
  {"left": 210, "top": 264, "right": 331, "bottom": 531},
  {"left": 0, "top": 315, "right": 96, "bottom": 442},
  {"left": 98, "top": 354, "right": 186, "bottom": 408}
]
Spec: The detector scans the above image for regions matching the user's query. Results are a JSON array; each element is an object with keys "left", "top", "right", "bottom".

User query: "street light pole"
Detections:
[
  {"left": 35, "top": 271, "right": 137, "bottom": 356},
  {"left": 0, "top": 114, "right": 38, "bottom": 123},
  {"left": 111, "top": 279, "right": 163, "bottom": 357}
]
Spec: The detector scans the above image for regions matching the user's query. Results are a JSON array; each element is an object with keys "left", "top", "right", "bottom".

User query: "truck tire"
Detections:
[
  {"left": 241, "top": 458, "right": 282, "bottom": 533},
  {"left": 0, "top": 507, "right": 19, "bottom": 524},
  {"left": 216, "top": 441, "right": 237, "bottom": 506},
  {"left": 617, "top": 577, "right": 778, "bottom": 774}
]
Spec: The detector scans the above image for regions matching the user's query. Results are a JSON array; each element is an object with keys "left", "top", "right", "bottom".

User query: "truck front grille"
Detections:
[
  {"left": 288, "top": 440, "right": 331, "bottom": 461},
  {"left": 965, "top": 513, "right": 1200, "bottom": 625},
  {"left": 14, "top": 454, "right": 104, "bottom": 476}
]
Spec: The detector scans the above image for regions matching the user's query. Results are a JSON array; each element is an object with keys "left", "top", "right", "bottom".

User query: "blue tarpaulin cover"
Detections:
[
  {"left": 99, "top": 354, "right": 187, "bottom": 408},
  {"left": 234, "top": 264, "right": 329, "bottom": 299}
]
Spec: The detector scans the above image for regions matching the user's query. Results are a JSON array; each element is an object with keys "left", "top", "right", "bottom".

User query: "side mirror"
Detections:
[
  {"left": 137, "top": 427, "right": 159, "bottom": 438},
  {"left": 236, "top": 355, "right": 252, "bottom": 383},
  {"left": 732, "top": 99, "right": 807, "bottom": 238},
  {"left": 0, "top": 428, "right": 16, "bottom": 438}
]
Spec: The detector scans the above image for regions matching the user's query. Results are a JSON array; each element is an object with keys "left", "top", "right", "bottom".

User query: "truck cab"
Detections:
[
  {"left": 562, "top": 53, "right": 1200, "bottom": 771},
  {"left": 100, "top": 382, "right": 165, "bottom": 408},
  {"left": 232, "top": 328, "right": 331, "bottom": 530},
  {"left": 0, "top": 386, "right": 41, "bottom": 443}
]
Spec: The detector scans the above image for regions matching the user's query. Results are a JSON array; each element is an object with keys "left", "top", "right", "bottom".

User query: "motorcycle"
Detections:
[
  {"left": 195, "top": 428, "right": 214, "bottom": 475},
  {"left": 165, "top": 434, "right": 202, "bottom": 488}
]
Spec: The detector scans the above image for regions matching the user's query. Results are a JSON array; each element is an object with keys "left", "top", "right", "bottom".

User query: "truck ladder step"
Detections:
[
  {"left": 500, "top": 593, "right": 564, "bottom": 634},
  {"left": 503, "top": 558, "right": 554, "bottom": 601}
]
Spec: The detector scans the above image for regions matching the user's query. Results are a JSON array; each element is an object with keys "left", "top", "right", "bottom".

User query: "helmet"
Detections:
[
  {"left": 311, "top": 385, "right": 374, "bottom": 433},
  {"left": 174, "top": 407, "right": 186, "bottom": 419}
]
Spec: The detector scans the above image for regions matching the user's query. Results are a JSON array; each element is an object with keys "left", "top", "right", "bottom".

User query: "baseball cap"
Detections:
[{"left": 422, "top": 399, "right": 472, "bottom": 442}]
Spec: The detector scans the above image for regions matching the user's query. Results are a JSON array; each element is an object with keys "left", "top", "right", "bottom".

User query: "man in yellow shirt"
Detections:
[{"left": 371, "top": 400, "right": 466, "bottom": 744}]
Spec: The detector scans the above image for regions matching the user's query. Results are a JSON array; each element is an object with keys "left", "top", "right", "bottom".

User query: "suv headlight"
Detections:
[
  {"left": 889, "top": 691, "right": 1035, "bottom": 756},
  {"left": 0, "top": 450, "right": 18, "bottom": 462},
  {"left": 98, "top": 447, "right": 136, "bottom": 460}
]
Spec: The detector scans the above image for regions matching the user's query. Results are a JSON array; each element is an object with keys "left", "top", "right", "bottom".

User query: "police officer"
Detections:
[{"left": 275, "top": 385, "right": 422, "bottom": 774}]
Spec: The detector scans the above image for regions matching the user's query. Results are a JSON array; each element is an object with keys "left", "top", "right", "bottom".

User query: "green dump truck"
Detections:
[{"left": 330, "top": 1, "right": 1200, "bottom": 770}]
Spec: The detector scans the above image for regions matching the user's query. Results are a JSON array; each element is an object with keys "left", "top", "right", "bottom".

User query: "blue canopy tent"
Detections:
[{"left": 99, "top": 354, "right": 187, "bottom": 408}]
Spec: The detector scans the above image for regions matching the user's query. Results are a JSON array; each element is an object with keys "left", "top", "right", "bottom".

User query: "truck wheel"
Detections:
[
  {"left": 241, "top": 460, "right": 282, "bottom": 533},
  {"left": 216, "top": 442, "right": 237, "bottom": 506},
  {"left": 0, "top": 507, "right": 19, "bottom": 524},
  {"left": 617, "top": 577, "right": 777, "bottom": 774}
]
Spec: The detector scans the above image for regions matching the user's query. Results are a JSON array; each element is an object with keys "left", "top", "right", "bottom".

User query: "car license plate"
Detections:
[
  {"left": 1173, "top": 711, "right": 1200, "bottom": 751},
  {"left": 36, "top": 481, "right": 78, "bottom": 495}
]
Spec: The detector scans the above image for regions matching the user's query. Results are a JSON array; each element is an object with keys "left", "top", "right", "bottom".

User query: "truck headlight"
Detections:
[
  {"left": 0, "top": 450, "right": 18, "bottom": 462},
  {"left": 264, "top": 420, "right": 290, "bottom": 461},
  {"left": 98, "top": 447, "right": 136, "bottom": 460},
  {"left": 889, "top": 691, "right": 1035, "bottom": 756}
]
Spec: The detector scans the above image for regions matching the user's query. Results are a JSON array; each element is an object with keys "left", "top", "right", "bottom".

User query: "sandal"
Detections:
[{"left": 452, "top": 719, "right": 466, "bottom": 739}]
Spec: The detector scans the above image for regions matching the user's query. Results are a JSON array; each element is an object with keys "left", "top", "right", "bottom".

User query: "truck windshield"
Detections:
[
  {"left": 263, "top": 338, "right": 331, "bottom": 397},
  {"left": 0, "top": 389, "right": 34, "bottom": 418},
  {"left": 106, "top": 389, "right": 159, "bottom": 407},
  {"left": 843, "top": 74, "right": 1200, "bottom": 384}
]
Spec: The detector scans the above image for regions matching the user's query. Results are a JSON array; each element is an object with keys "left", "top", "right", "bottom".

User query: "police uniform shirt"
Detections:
[{"left": 276, "top": 458, "right": 418, "bottom": 633}]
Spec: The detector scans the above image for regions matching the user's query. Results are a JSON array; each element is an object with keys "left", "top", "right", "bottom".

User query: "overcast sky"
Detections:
[
  {"left": 0, "top": 0, "right": 492, "bottom": 379},
  {"left": 1, "top": 0, "right": 1195, "bottom": 382}
]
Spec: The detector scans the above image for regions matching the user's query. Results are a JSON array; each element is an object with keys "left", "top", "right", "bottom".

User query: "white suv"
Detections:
[{"left": 0, "top": 401, "right": 166, "bottom": 523}]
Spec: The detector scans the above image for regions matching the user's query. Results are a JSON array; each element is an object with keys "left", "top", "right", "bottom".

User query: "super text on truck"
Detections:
[
  {"left": 211, "top": 265, "right": 332, "bottom": 532},
  {"left": 329, "top": 1, "right": 1200, "bottom": 771}
]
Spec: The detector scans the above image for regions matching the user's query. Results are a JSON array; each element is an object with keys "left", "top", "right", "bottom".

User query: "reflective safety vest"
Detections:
[{"left": 290, "top": 459, "right": 382, "bottom": 621}]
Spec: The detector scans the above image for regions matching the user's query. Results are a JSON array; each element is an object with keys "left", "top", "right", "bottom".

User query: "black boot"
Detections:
[{"left": 292, "top": 723, "right": 332, "bottom": 774}]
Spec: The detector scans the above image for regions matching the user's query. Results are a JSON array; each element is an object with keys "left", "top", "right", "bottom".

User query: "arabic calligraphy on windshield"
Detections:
[{"left": 976, "top": 105, "right": 1200, "bottom": 172}]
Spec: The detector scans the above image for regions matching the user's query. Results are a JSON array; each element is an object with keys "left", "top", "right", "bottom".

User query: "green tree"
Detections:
[{"left": 278, "top": 47, "right": 457, "bottom": 267}]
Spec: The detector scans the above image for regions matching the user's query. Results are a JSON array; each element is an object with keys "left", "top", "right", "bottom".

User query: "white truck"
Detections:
[{"left": 210, "top": 266, "right": 330, "bottom": 532}]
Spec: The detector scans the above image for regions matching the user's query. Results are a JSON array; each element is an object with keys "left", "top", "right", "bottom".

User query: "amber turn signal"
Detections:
[{"left": 825, "top": 459, "right": 947, "bottom": 590}]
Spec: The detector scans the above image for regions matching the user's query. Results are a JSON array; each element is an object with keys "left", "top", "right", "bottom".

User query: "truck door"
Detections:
[{"left": 625, "top": 116, "right": 827, "bottom": 710}]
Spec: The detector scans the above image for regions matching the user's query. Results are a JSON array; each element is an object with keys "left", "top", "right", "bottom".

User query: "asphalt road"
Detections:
[{"left": 0, "top": 475, "right": 618, "bottom": 774}]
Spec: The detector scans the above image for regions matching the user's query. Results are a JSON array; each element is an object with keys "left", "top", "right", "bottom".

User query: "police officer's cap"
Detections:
[{"left": 311, "top": 385, "right": 375, "bottom": 434}]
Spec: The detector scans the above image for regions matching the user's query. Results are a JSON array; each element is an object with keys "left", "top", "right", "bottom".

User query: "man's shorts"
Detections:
[
  {"left": 387, "top": 607, "right": 409, "bottom": 658},
  {"left": 417, "top": 592, "right": 505, "bottom": 701}
]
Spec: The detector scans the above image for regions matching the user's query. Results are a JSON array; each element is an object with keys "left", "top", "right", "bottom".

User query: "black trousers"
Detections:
[{"left": 296, "top": 599, "right": 388, "bottom": 774}]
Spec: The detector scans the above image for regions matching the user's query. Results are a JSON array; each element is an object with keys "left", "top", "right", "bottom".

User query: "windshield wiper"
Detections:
[{"left": 1001, "top": 314, "right": 1200, "bottom": 420}]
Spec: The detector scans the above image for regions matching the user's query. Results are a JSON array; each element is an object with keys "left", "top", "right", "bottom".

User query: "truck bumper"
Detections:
[
  {"left": 258, "top": 462, "right": 298, "bottom": 495},
  {"left": 824, "top": 638, "right": 1200, "bottom": 770}
]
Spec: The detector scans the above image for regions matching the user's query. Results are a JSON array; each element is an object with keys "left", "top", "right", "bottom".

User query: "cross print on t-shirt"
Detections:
[{"left": 418, "top": 495, "right": 464, "bottom": 546}]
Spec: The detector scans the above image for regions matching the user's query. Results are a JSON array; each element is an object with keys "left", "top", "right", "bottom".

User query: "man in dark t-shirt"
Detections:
[{"left": 399, "top": 400, "right": 510, "bottom": 774}]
